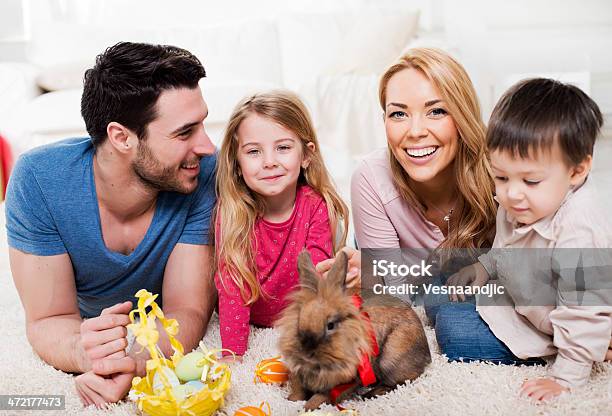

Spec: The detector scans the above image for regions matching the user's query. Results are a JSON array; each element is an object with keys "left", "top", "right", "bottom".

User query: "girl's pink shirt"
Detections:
[{"left": 214, "top": 185, "right": 333, "bottom": 355}]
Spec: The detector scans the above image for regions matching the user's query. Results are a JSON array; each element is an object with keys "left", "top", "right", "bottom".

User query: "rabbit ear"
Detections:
[
  {"left": 298, "top": 250, "right": 319, "bottom": 292},
  {"left": 327, "top": 250, "right": 348, "bottom": 290}
]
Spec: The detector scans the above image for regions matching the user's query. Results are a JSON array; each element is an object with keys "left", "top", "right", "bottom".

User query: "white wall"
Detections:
[
  {"left": 439, "top": 0, "right": 612, "bottom": 125},
  {"left": 2, "top": 0, "right": 612, "bottom": 138},
  {"left": 5, "top": 0, "right": 612, "bottom": 116},
  {"left": 0, "top": 0, "right": 27, "bottom": 60},
  {"left": 0, "top": 0, "right": 26, "bottom": 41}
]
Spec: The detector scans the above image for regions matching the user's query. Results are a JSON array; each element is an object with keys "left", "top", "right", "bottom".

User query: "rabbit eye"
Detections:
[{"left": 327, "top": 321, "right": 336, "bottom": 331}]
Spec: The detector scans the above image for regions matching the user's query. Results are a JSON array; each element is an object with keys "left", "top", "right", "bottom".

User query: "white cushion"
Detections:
[
  {"left": 158, "top": 20, "right": 282, "bottom": 86},
  {"left": 0, "top": 63, "right": 40, "bottom": 127},
  {"left": 35, "top": 60, "right": 93, "bottom": 92},
  {"left": 297, "top": 73, "right": 386, "bottom": 158},
  {"left": 26, "top": 22, "right": 156, "bottom": 67},
  {"left": 7, "top": 79, "right": 281, "bottom": 155},
  {"left": 199, "top": 78, "right": 279, "bottom": 145},
  {"left": 27, "top": 19, "right": 283, "bottom": 86},
  {"left": 21, "top": 89, "right": 85, "bottom": 134},
  {"left": 5, "top": 89, "right": 86, "bottom": 156},
  {"left": 278, "top": 8, "right": 420, "bottom": 89}
]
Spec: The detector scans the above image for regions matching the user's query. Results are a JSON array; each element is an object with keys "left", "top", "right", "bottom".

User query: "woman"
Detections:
[
  {"left": 352, "top": 47, "right": 496, "bottom": 251},
  {"left": 317, "top": 48, "right": 512, "bottom": 366},
  {"left": 320, "top": 48, "right": 496, "bottom": 291}
]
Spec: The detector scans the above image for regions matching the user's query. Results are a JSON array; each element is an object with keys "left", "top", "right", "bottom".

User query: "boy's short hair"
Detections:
[
  {"left": 487, "top": 78, "right": 603, "bottom": 166},
  {"left": 81, "top": 42, "right": 206, "bottom": 148}
]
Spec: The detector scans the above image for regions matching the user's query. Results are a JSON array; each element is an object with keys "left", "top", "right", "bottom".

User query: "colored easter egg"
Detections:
[
  {"left": 254, "top": 356, "right": 289, "bottom": 384},
  {"left": 208, "top": 362, "right": 226, "bottom": 381},
  {"left": 172, "top": 382, "right": 204, "bottom": 401},
  {"left": 175, "top": 351, "right": 206, "bottom": 382},
  {"left": 185, "top": 380, "right": 205, "bottom": 391},
  {"left": 234, "top": 402, "right": 271, "bottom": 416},
  {"left": 171, "top": 384, "right": 191, "bottom": 401},
  {"left": 152, "top": 366, "right": 181, "bottom": 392}
]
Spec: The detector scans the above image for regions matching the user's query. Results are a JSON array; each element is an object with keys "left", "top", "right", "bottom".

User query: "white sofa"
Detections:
[{"left": 0, "top": 0, "right": 424, "bottom": 204}]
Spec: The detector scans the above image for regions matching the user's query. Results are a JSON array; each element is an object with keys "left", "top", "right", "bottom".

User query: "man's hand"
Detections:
[
  {"left": 75, "top": 356, "right": 136, "bottom": 408},
  {"left": 315, "top": 247, "right": 361, "bottom": 289},
  {"left": 446, "top": 262, "right": 490, "bottom": 302},
  {"left": 80, "top": 301, "right": 132, "bottom": 370},
  {"left": 520, "top": 378, "right": 568, "bottom": 401}
]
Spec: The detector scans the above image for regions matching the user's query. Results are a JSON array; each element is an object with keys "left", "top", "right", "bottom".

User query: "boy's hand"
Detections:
[
  {"left": 520, "top": 378, "right": 568, "bottom": 401},
  {"left": 446, "top": 262, "right": 490, "bottom": 302}
]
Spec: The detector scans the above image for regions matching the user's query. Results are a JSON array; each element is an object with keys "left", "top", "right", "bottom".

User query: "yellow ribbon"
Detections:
[{"left": 127, "top": 289, "right": 232, "bottom": 415}]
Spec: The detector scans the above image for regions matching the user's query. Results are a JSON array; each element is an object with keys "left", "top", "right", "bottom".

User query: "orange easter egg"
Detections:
[
  {"left": 234, "top": 401, "right": 271, "bottom": 416},
  {"left": 254, "top": 356, "right": 289, "bottom": 384}
]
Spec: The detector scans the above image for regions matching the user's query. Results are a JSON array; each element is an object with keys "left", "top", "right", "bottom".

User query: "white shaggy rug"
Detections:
[{"left": 1, "top": 206, "right": 611, "bottom": 416}]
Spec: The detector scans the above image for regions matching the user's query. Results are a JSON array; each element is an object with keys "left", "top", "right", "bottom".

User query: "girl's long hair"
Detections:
[
  {"left": 379, "top": 48, "right": 496, "bottom": 250},
  {"left": 214, "top": 90, "right": 349, "bottom": 305}
]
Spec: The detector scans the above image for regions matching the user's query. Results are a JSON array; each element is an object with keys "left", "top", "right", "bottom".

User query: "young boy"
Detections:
[{"left": 441, "top": 78, "right": 612, "bottom": 400}]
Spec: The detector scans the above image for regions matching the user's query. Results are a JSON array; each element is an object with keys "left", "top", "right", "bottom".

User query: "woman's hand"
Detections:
[
  {"left": 520, "top": 378, "right": 568, "bottom": 401},
  {"left": 445, "top": 262, "right": 490, "bottom": 302},
  {"left": 316, "top": 247, "right": 361, "bottom": 289}
]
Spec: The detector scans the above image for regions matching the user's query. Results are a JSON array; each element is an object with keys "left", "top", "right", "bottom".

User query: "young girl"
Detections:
[
  {"left": 442, "top": 78, "right": 612, "bottom": 400},
  {"left": 214, "top": 90, "right": 349, "bottom": 358}
]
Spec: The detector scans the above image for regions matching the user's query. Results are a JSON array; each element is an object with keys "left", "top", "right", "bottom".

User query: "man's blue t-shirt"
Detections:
[{"left": 5, "top": 138, "right": 216, "bottom": 318}]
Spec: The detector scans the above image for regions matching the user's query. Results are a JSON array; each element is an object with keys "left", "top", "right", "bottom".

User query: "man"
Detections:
[{"left": 5, "top": 42, "right": 217, "bottom": 407}]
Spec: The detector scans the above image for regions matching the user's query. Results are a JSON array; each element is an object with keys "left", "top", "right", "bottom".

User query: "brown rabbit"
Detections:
[{"left": 276, "top": 250, "right": 431, "bottom": 410}]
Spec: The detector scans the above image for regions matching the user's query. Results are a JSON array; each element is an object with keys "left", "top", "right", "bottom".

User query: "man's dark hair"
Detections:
[
  {"left": 487, "top": 78, "right": 603, "bottom": 166},
  {"left": 81, "top": 42, "right": 206, "bottom": 147}
]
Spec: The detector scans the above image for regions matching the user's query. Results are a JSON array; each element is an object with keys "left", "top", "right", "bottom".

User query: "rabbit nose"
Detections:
[{"left": 298, "top": 330, "right": 320, "bottom": 351}]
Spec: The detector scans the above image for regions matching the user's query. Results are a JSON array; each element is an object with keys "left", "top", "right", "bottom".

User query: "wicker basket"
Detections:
[{"left": 128, "top": 289, "right": 231, "bottom": 416}]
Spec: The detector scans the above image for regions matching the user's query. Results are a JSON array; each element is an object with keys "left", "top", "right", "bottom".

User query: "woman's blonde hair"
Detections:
[
  {"left": 214, "top": 90, "right": 349, "bottom": 305},
  {"left": 379, "top": 48, "right": 496, "bottom": 249}
]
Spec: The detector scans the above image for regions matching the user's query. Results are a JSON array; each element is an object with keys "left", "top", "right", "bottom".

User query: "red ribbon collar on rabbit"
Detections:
[{"left": 329, "top": 294, "right": 379, "bottom": 405}]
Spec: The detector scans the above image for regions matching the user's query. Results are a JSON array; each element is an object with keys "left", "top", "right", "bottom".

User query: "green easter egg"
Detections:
[{"left": 175, "top": 351, "right": 206, "bottom": 382}]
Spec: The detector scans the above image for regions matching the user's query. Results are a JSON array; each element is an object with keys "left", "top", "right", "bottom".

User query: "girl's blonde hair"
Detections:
[
  {"left": 379, "top": 48, "right": 496, "bottom": 249},
  {"left": 214, "top": 90, "right": 349, "bottom": 305}
]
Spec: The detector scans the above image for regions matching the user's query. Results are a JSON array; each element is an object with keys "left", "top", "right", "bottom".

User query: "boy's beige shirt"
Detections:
[{"left": 477, "top": 178, "right": 612, "bottom": 388}]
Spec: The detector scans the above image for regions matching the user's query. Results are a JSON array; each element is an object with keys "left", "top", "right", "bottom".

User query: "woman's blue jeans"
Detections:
[{"left": 425, "top": 281, "right": 545, "bottom": 366}]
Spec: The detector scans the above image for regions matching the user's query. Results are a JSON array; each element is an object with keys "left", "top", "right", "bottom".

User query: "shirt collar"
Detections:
[
  {"left": 506, "top": 210, "right": 556, "bottom": 241},
  {"left": 501, "top": 181, "right": 586, "bottom": 241}
]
